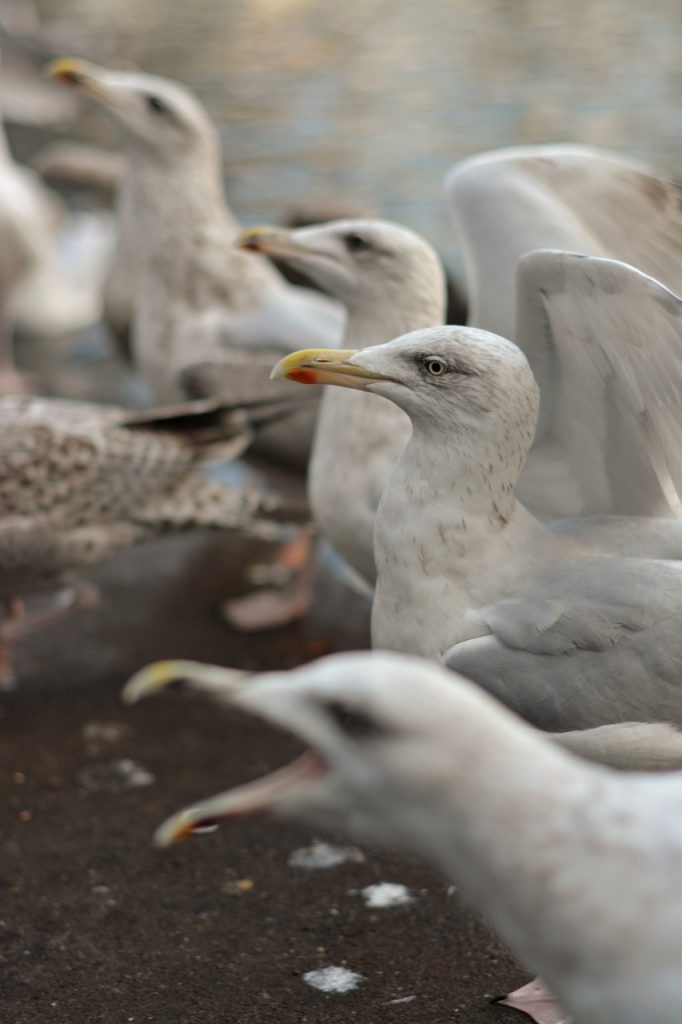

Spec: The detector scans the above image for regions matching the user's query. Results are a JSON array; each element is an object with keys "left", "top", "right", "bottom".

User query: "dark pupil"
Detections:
[
  {"left": 147, "top": 95, "right": 166, "bottom": 114},
  {"left": 325, "top": 701, "right": 383, "bottom": 738},
  {"left": 345, "top": 233, "right": 369, "bottom": 252},
  {"left": 428, "top": 360, "right": 444, "bottom": 374}
]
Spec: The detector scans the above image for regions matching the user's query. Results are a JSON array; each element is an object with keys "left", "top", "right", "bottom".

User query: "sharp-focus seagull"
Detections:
[
  {"left": 124, "top": 651, "right": 682, "bottom": 1024},
  {"left": 446, "top": 144, "right": 682, "bottom": 518},
  {"left": 276, "top": 249, "right": 682, "bottom": 562},
  {"left": 273, "top": 304, "right": 682, "bottom": 739},
  {"left": 48, "top": 58, "right": 344, "bottom": 450},
  {"left": 241, "top": 219, "right": 447, "bottom": 581},
  {"left": 0, "top": 392, "right": 299, "bottom": 688}
]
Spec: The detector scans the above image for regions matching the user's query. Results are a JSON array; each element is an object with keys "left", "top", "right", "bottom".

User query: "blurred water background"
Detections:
[{"left": 19, "top": 0, "right": 682, "bottom": 271}]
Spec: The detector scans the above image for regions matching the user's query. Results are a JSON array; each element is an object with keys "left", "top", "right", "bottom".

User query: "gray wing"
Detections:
[
  {"left": 516, "top": 252, "right": 682, "bottom": 517},
  {"left": 446, "top": 144, "right": 682, "bottom": 340},
  {"left": 445, "top": 557, "right": 682, "bottom": 731},
  {"left": 181, "top": 353, "right": 319, "bottom": 472}
]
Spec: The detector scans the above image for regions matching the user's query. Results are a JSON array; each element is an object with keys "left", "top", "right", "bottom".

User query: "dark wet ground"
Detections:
[{"left": 1, "top": 530, "right": 526, "bottom": 1024}]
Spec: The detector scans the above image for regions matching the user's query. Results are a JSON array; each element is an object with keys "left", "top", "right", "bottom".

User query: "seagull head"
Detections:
[
  {"left": 122, "top": 651, "right": 491, "bottom": 850},
  {"left": 271, "top": 325, "right": 539, "bottom": 440},
  {"left": 237, "top": 218, "right": 446, "bottom": 318},
  {"left": 48, "top": 58, "right": 217, "bottom": 161}
]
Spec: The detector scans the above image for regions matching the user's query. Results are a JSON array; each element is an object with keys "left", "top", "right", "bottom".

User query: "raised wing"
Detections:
[
  {"left": 516, "top": 251, "right": 682, "bottom": 517},
  {"left": 446, "top": 144, "right": 682, "bottom": 339}
]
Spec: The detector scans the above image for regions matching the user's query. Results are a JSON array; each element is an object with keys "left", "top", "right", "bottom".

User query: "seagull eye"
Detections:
[
  {"left": 425, "top": 358, "right": 447, "bottom": 377},
  {"left": 323, "top": 701, "right": 384, "bottom": 739},
  {"left": 344, "top": 233, "right": 370, "bottom": 253},
  {"left": 146, "top": 94, "right": 167, "bottom": 115}
]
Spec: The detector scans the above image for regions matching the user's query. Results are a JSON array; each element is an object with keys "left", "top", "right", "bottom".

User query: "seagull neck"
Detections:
[
  {"left": 344, "top": 300, "right": 442, "bottom": 348},
  {"left": 405, "top": 700, "right": 616, "bottom": 982},
  {"left": 372, "top": 412, "right": 537, "bottom": 656},
  {"left": 125, "top": 148, "right": 240, "bottom": 240},
  {"left": 394, "top": 416, "right": 524, "bottom": 523}
]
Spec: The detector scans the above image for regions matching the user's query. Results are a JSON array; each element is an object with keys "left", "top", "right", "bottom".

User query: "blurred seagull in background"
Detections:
[
  {"left": 125, "top": 650, "right": 682, "bottom": 1024},
  {"left": 241, "top": 218, "right": 447, "bottom": 582},
  {"left": 48, "top": 59, "right": 343, "bottom": 418},
  {"left": 0, "top": 53, "right": 111, "bottom": 393},
  {"left": 0, "top": 391, "right": 302, "bottom": 688},
  {"left": 48, "top": 57, "right": 347, "bottom": 630}
]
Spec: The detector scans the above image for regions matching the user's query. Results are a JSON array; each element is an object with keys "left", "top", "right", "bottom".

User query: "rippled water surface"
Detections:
[{"left": 35, "top": 0, "right": 682, "bottom": 262}]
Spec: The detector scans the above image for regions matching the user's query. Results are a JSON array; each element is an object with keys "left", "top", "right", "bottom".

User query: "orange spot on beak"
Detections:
[{"left": 287, "top": 368, "right": 318, "bottom": 385}]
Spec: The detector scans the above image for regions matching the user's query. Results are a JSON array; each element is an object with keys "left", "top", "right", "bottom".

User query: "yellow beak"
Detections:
[
  {"left": 122, "top": 659, "right": 250, "bottom": 705},
  {"left": 47, "top": 57, "right": 114, "bottom": 104},
  {"left": 270, "top": 348, "right": 393, "bottom": 390},
  {"left": 236, "top": 225, "right": 320, "bottom": 261}
]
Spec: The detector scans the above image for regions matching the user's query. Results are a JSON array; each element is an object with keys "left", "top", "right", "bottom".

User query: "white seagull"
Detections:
[
  {"left": 47, "top": 59, "right": 343, "bottom": 422},
  {"left": 124, "top": 650, "right": 682, "bottom": 1024},
  {"left": 240, "top": 218, "right": 447, "bottom": 581},
  {"left": 272, "top": 291, "right": 682, "bottom": 745},
  {"left": 0, "top": 61, "right": 109, "bottom": 391}
]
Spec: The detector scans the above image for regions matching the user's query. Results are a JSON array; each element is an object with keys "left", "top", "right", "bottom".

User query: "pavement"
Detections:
[{"left": 0, "top": 529, "right": 528, "bottom": 1023}]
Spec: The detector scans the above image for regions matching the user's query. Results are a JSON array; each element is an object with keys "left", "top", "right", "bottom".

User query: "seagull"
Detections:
[
  {"left": 47, "top": 58, "right": 344, "bottom": 412},
  {"left": 47, "top": 58, "right": 348, "bottom": 629},
  {"left": 0, "top": 391, "right": 300, "bottom": 688},
  {"left": 275, "top": 248, "right": 682, "bottom": 564},
  {"left": 240, "top": 219, "right": 447, "bottom": 581},
  {"left": 0, "top": 61, "right": 109, "bottom": 392},
  {"left": 446, "top": 144, "right": 682, "bottom": 518},
  {"left": 124, "top": 650, "right": 682, "bottom": 1024},
  {"left": 272, "top": 299, "right": 682, "bottom": 740}
]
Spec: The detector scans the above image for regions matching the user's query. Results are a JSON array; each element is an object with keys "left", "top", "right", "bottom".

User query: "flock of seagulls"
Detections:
[{"left": 5, "top": 45, "right": 682, "bottom": 1024}]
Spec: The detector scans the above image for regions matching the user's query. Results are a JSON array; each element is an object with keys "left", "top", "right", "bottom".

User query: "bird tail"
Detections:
[{"left": 551, "top": 721, "right": 682, "bottom": 770}]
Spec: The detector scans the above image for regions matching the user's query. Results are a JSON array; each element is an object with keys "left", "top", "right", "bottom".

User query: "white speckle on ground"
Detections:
[
  {"left": 302, "top": 966, "right": 364, "bottom": 994},
  {"left": 361, "top": 882, "right": 415, "bottom": 909},
  {"left": 82, "top": 720, "right": 131, "bottom": 756},
  {"left": 82, "top": 721, "right": 130, "bottom": 744},
  {"left": 387, "top": 995, "right": 417, "bottom": 1005},
  {"left": 287, "top": 839, "right": 365, "bottom": 870},
  {"left": 79, "top": 758, "right": 155, "bottom": 792}
]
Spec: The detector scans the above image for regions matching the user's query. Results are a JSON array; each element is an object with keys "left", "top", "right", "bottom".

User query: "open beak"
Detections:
[
  {"left": 47, "top": 57, "right": 116, "bottom": 104},
  {"left": 271, "top": 348, "right": 394, "bottom": 390},
  {"left": 153, "top": 750, "right": 325, "bottom": 847},
  {"left": 122, "top": 660, "right": 327, "bottom": 847}
]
